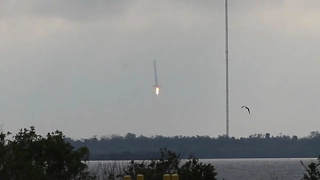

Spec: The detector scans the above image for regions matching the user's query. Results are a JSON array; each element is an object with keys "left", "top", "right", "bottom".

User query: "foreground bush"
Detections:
[
  {"left": 0, "top": 126, "right": 94, "bottom": 179},
  {"left": 91, "top": 148, "right": 217, "bottom": 180},
  {"left": 301, "top": 157, "right": 320, "bottom": 180},
  {"left": 98, "top": 148, "right": 218, "bottom": 180}
]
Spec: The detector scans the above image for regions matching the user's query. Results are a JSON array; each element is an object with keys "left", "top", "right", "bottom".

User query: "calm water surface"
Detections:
[
  {"left": 88, "top": 158, "right": 316, "bottom": 180},
  {"left": 207, "top": 158, "right": 314, "bottom": 180}
]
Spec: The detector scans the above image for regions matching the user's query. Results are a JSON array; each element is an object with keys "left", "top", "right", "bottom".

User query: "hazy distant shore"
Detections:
[{"left": 67, "top": 132, "right": 320, "bottom": 160}]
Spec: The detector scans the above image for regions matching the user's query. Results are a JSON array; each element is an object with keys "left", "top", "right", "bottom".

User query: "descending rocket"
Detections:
[{"left": 153, "top": 60, "right": 160, "bottom": 96}]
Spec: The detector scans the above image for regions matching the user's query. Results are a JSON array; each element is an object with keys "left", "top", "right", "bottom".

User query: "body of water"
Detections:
[
  {"left": 207, "top": 158, "right": 315, "bottom": 180},
  {"left": 88, "top": 158, "right": 317, "bottom": 180}
]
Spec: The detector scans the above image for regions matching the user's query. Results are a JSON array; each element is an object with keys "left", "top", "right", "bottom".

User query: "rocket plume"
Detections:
[{"left": 155, "top": 86, "right": 160, "bottom": 95}]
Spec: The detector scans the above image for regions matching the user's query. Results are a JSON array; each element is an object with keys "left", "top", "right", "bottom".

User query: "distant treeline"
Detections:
[{"left": 66, "top": 131, "right": 320, "bottom": 160}]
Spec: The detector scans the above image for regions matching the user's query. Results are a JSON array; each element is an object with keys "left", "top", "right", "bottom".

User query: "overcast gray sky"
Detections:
[{"left": 1, "top": 0, "right": 320, "bottom": 139}]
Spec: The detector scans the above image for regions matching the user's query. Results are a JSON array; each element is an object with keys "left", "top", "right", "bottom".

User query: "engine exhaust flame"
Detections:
[{"left": 155, "top": 87, "right": 160, "bottom": 96}]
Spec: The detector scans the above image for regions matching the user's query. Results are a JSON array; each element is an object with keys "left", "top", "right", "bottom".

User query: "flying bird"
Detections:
[{"left": 241, "top": 106, "right": 250, "bottom": 114}]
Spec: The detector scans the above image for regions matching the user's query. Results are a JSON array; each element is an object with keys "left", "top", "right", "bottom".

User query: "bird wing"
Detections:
[
  {"left": 241, "top": 106, "right": 250, "bottom": 114},
  {"left": 245, "top": 107, "right": 250, "bottom": 114}
]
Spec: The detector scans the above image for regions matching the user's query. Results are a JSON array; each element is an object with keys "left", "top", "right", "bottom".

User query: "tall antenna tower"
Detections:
[{"left": 225, "top": 0, "right": 230, "bottom": 137}]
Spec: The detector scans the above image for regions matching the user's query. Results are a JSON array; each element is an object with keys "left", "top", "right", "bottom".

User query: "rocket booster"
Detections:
[
  {"left": 154, "top": 60, "right": 158, "bottom": 86},
  {"left": 153, "top": 60, "right": 160, "bottom": 96}
]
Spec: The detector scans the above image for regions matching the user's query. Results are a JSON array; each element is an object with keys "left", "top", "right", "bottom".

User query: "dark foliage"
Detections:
[
  {"left": 179, "top": 154, "right": 217, "bottom": 180},
  {"left": 0, "top": 126, "right": 94, "bottom": 180},
  {"left": 124, "top": 148, "right": 217, "bottom": 180},
  {"left": 301, "top": 157, "right": 320, "bottom": 180}
]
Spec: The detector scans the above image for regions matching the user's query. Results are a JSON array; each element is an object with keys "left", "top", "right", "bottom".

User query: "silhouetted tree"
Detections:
[
  {"left": 124, "top": 148, "right": 217, "bottom": 180},
  {"left": 301, "top": 157, "right": 320, "bottom": 180},
  {"left": 0, "top": 126, "right": 94, "bottom": 179}
]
